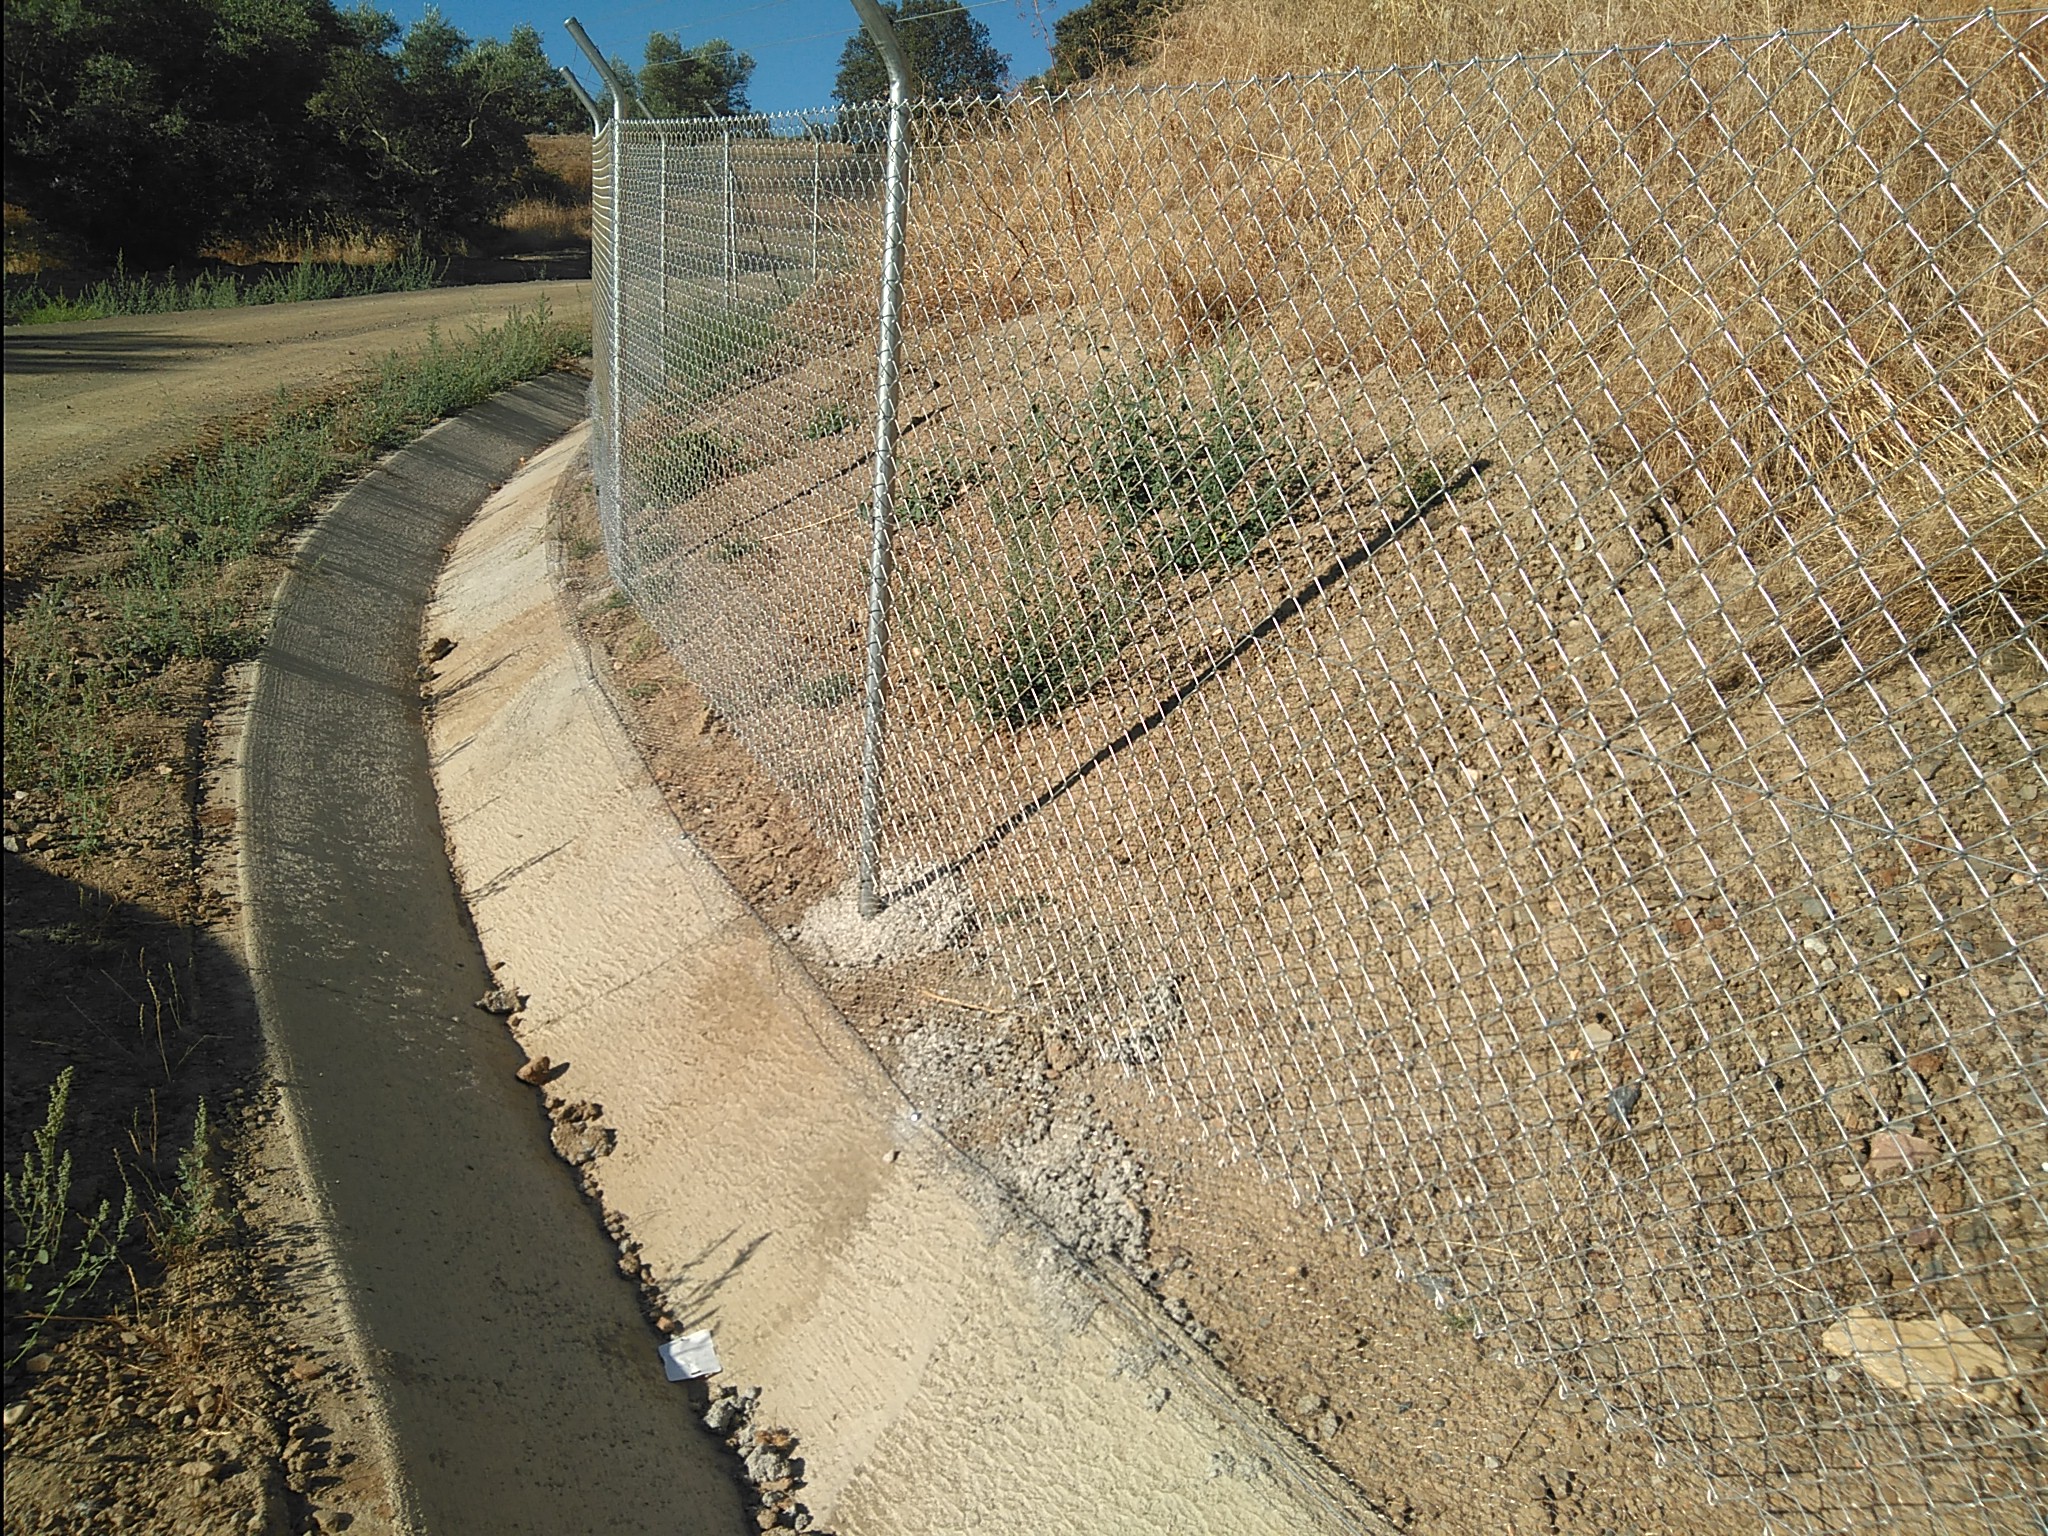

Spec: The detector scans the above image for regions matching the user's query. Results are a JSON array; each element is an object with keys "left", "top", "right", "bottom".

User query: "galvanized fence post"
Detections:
[
  {"left": 722, "top": 129, "right": 736, "bottom": 309},
  {"left": 810, "top": 132, "right": 823, "bottom": 283},
  {"left": 565, "top": 19, "right": 631, "bottom": 497},
  {"left": 656, "top": 125, "right": 668, "bottom": 372},
  {"left": 558, "top": 64, "right": 602, "bottom": 130},
  {"left": 850, "top": 0, "right": 912, "bottom": 919},
  {"left": 609, "top": 94, "right": 624, "bottom": 500}
]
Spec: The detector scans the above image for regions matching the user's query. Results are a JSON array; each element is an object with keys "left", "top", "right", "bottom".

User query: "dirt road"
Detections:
[{"left": 1, "top": 280, "right": 590, "bottom": 542}]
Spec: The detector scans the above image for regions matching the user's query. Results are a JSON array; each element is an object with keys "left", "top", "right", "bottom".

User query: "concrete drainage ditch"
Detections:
[{"left": 421, "top": 423, "right": 1389, "bottom": 1535}]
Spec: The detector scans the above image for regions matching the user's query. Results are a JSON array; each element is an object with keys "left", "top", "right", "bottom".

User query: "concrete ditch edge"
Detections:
[
  {"left": 239, "top": 376, "right": 744, "bottom": 1535},
  {"left": 424, "top": 425, "right": 1397, "bottom": 1534}
]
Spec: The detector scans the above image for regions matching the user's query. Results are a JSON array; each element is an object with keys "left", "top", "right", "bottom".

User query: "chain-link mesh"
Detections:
[{"left": 592, "top": 13, "right": 2045, "bottom": 1532}]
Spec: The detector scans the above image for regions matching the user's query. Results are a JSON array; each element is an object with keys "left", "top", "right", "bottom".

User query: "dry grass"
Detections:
[
  {"left": 528, "top": 133, "right": 595, "bottom": 202},
  {"left": 1142, "top": 0, "right": 1921, "bottom": 77},
  {"left": 904, "top": 6, "right": 2046, "bottom": 684},
  {"left": 493, "top": 198, "right": 592, "bottom": 250}
]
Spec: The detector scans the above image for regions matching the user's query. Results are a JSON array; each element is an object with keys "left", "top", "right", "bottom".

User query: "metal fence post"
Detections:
[
  {"left": 850, "top": 0, "right": 912, "bottom": 919},
  {"left": 656, "top": 126, "right": 668, "bottom": 372},
  {"left": 607, "top": 84, "right": 624, "bottom": 498},
  {"left": 565, "top": 19, "right": 630, "bottom": 505},
  {"left": 722, "top": 129, "right": 736, "bottom": 309},
  {"left": 558, "top": 65, "right": 602, "bottom": 130},
  {"left": 811, "top": 132, "right": 823, "bottom": 283}
]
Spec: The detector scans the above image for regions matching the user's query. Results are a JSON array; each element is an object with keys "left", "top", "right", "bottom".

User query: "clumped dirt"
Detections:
[{"left": 558, "top": 460, "right": 1750, "bottom": 1536}]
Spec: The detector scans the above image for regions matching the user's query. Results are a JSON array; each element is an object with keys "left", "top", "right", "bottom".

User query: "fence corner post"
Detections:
[{"left": 850, "top": 0, "right": 912, "bottom": 920}]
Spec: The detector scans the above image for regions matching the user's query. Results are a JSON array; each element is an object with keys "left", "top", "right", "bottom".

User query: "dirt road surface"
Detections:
[{"left": 2, "top": 281, "right": 591, "bottom": 543}]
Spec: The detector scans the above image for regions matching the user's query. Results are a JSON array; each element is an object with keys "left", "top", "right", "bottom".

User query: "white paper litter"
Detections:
[{"left": 659, "top": 1329, "right": 721, "bottom": 1381}]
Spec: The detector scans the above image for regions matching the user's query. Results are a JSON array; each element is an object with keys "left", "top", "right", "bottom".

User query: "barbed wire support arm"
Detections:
[
  {"left": 851, "top": 0, "right": 913, "bottom": 919},
  {"left": 565, "top": 17, "right": 639, "bottom": 118},
  {"left": 558, "top": 65, "right": 602, "bottom": 132}
]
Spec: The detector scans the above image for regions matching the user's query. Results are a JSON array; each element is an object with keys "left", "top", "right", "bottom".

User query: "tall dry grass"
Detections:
[
  {"left": 1142, "top": 0, "right": 1925, "bottom": 77},
  {"left": 905, "top": 7, "right": 2046, "bottom": 684}
]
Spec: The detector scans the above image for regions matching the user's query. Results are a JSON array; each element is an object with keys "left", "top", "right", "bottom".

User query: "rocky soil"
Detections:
[{"left": 555, "top": 457, "right": 1742, "bottom": 1536}]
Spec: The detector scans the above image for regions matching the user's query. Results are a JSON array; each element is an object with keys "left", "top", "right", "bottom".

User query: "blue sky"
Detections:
[{"left": 401, "top": 0, "right": 1074, "bottom": 116}]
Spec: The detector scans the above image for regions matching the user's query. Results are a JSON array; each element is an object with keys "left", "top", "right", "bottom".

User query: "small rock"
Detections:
[
  {"left": 312, "top": 1510, "right": 352, "bottom": 1534},
  {"left": 1482, "top": 1454, "right": 1503, "bottom": 1471},
  {"left": 516, "top": 1055, "right": 553, "bottom": 1085},
  {"left": 1293, "top": 1392, "right": 1325, "bottom": 1418},
  {"left": 1606, "top": 1081, "right": 1643, "bottom": 1129},
  {"left": 755, "top": 1509, "right": 784, "bottom": 1531},
  {"left": 1316, "top": 1410, "right": 1341, "bottom": 1441},
  {"left": 24, "top": 1353, "right": 54, "bottom": 1375},
  {"left": 288, "top": 1358, "right": 325, "bottom": 1382},
  {"left": 476, "top": 986, "right": 521, "bottom": 1015},
  {"left": 180, "top": 1460, "right": 221, "bottom": 1480},
  {"left": 1042, "top": 1029, "right": 1082, "bottom": 1074},
  {"left": 551, "top": 1118, "right": 615, "bottom": 1166},
  {"left": 3, "top": 1403, "right": 28, "bottom": 1428},
  {"left": 1145, "top": 1385, "right": 1170, "bottom": 1412},
  {"left": 1866, "top": 1129, "right": 1936, "bottom": 1179},
  {"left": 704, "top": 1398, "right": 742, "bottom": 1435}
]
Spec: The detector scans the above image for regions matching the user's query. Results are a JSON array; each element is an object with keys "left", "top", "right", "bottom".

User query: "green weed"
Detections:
[
  {"left": 711, "top": 532, "right": 762, "bottom": 562},
  {"left": 3, "top": 303, "right": 589, "bottom": 843},
  {"left": 4, "top": 1069, "right": 137, "bottom": 1365},
  {"left": 1080, "top": 357, "right": 1318, "bottom": 576},
  {"left": 920, "top": 514, "right": 1138, "bottom": 729},
  {"left": 649, "top": 430, "right": 751, "bottom": 506},
  {"left": 1395, "top": 450, "right": 1449, "bottom": 514},
  {"left": 895, "top": 454, "right": 980, "bottom": 528},
  {"left": 147, "top": 1101, "right": 221, "bottom": 1261},
  {"left": 803, "top": 401, "right": 855, "bottom": 440},
  {"left": 661, "top": 299, "right": 786, "bottom": 414},
  {"left": 3, "top": 598, "right": 132, "bottom": 846},
  {"left": 2, "top": 250, "right": 446, "bottom": 327},
  {"left": 915, "top": 353, "right": 1317, "bottom": 728},
  {"left": 796, "top": 671, "right": 854, "bottom": 709}
]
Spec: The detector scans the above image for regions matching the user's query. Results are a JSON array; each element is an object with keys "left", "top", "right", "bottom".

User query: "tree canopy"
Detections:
[
  {"left": 639, "top": 34, "right": 754, "bottom": 119},
  {"left": 1037, "top": 0, "right": 1187, "bottom": 92},
  {"left": 3, "top": 0, "right": 578, "bottom": 263},
  {"left": 833, "top": 0, "right": 1010, "bottom": 105}
]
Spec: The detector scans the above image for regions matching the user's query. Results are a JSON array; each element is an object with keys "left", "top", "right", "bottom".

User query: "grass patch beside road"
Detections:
[
  {"left": 5, "top": 302, "right": 589, "bottom": 847},
  {"left": 3, "top": 250, "right": 446, "bottom": 326}
]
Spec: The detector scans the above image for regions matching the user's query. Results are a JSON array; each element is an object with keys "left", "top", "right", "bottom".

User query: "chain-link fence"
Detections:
[{"left": 590, "top": 11, "right": 2045, "bottom": 1532}]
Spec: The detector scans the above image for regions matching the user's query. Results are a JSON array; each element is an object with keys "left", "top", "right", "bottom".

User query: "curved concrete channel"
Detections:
[
  {"left": 244, "top": 375, "right": 1390, "bottom": 1534},
  {"left": 239, "top": 373, "right": 746, "bottom": 1534},
  {"left": 424, "top": 427, "right": 1395, "bottom": 1534}
]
